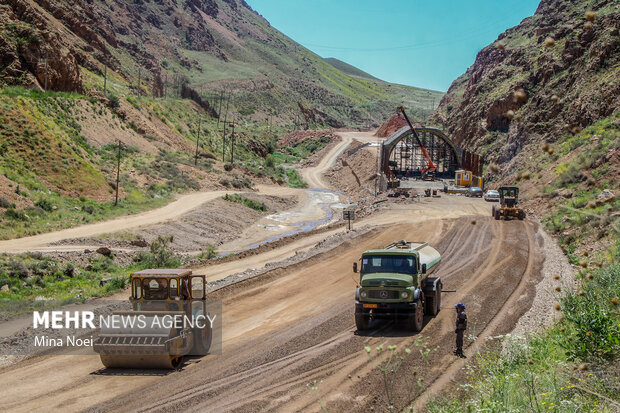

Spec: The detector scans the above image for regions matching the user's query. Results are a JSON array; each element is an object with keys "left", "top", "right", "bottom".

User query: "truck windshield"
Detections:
[{"left": 361, "top": 255, "right": 416, "bottom": 275}]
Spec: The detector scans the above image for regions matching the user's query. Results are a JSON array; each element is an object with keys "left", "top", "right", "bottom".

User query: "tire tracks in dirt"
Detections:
[{"left": 412, "top": 221, "right": 540, "bottom": 411}]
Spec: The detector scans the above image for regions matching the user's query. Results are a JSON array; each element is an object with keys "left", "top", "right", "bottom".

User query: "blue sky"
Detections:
[{"left": 245, "top": 0, "right": 540, "bottom": 91}]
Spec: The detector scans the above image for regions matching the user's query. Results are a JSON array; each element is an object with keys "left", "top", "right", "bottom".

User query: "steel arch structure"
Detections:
[{"left": 381, "top": 126, "right": 461, "bottom": 179}]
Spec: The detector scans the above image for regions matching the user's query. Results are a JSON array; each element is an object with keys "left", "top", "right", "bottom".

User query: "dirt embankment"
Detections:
[
  {"left": 48, "top": 193, "right": 296, "bottom": 259},
  {"left": 324, "top": 139, "right": 384, "bottom": 217}
]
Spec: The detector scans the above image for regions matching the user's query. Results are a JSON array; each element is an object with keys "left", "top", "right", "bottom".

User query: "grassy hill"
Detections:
[
  {"left": 434, "top": 0, "right": 619, "bottom": 259},
  {"left": 322, "top": 57, "right": 379, "bottom": 81},
  {"left": 0, "top": 0, "right": 447, "bottom": 241},
  {"left": 0, "top": 0, "right": 442, "bottom": 128}
]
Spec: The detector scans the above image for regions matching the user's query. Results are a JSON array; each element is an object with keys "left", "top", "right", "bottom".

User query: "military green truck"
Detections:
[{"left": 354, "top": 240, "right": 442, "bottom": 332}]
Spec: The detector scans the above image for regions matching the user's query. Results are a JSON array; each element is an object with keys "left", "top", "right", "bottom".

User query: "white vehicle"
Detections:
[{"left": 484, "top": 190, "right": 500, "bottom": 202}]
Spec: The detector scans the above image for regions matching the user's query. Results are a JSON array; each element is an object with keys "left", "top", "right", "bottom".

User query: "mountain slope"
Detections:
[
  {"left": 434, "top": 0, "right": 619, "bottom": 257},
  {"left": 0, "top": 0, "right": 442, "bottom": 127},
  {"left": 323, "top": 57, "right": 379, "bottom": 81}
]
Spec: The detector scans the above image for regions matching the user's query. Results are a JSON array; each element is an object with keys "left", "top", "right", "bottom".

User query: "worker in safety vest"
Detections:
[{"left": 453, "top": 302, "right": 467, "bottom": 358}]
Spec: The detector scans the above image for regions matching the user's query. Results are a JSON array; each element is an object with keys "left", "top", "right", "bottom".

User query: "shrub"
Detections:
[
  {"left": 35, "top": 198, "right": 54, "bottom": 212},
  {"left": 286, "top": 168, "right": 307, "bottom": 188},
  {"left": 106, "top": 93, "right": 120, "bottom": 109},
  {"left": 81, "top": 205, "right": 95, "bottom": 214},
  {"left": 223, "top": 194, "right": 267, "bottom": 212},
  {"left": 103, "top": 277, "right": 127, "bottom": 293},
  {"left": 134, "top": 235, "right": 180, "bottom": 268},
  {"left": 63, "top": 263, "right": 75, "bottom": 278},
  {"left": 264, "top": 154, "right": 275, "bottom": 168},
  {"left": 560, "top": 263, "right": 620, "bottom": 361},
  {"left": 5, "top": 208, "right": 28, "bottom": 221},
  {"left": 9, "top": 260, "right": 29, "bottom": 278},
  {"left": 198, "top": 244, "right": 218, "bottom": 260},
  {"left": 231, "top": 175, "right": 252, "bottom": 189},
  {"left": 0, "top": 196, "right": 13, "bottom": 209}
]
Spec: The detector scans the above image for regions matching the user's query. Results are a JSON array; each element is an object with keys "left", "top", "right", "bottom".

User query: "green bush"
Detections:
[
  {"left": 223, "top": 194, "right": 267, "bottom": 212},
  {"left": 264, "top": 154, "right": 275, "bottom": 168},
  {"left": 198, "top": 244, "right": 218, "bottom": 260},
  {"left": 0, "top": 196, "right": 13, "bottom": 209},
  {"left": 34, "top": 198, "right": 54, "bottom": 212},
  {"left": 106, "top": 93, "right": 120, "bottom": 109},
  {"left": 286, "top": 168, "right": 307, "bottom": 188},
  {"left": 134, "top": 235, "right": 180, "bottom": 268},
  {"left": 559, "top": 263, "right": 620, "bottom": 361},
  {"left": 5, "top": 208, "right": 28, "bottom": 221},
  {"left": 103, "top": 277, "right": 127, "bottom": 293}
]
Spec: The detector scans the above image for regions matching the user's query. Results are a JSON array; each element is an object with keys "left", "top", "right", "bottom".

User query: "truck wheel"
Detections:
[
  {"left": 518, "top": 210, "right": 525, "bottom": 220},
  {"left": 429, "top": 285, "right": 441, "bottom": 316},
  {"left": 494, "top": 209, "right": 500, "bottom": 220},
  {"left": 408, "top": 300, "right": 423, "bottom": 332},
  {"left": 491, "top": 206, "right": 496, "bottom": 217},
  {"left": 355, "top": 309, "right": 370, "bottom": 331},
  {"left": 425, "top": 295, "right": 435, "bottom": 315}
]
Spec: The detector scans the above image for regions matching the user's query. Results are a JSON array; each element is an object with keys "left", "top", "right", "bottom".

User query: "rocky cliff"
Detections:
[{"left": 434, "top": 0, "right": 618, "bottom": 170}]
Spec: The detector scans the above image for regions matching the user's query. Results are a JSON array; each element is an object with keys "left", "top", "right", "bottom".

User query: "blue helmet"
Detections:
[{"left": 455, "top": 302, "right": 466, "bottom": 309}]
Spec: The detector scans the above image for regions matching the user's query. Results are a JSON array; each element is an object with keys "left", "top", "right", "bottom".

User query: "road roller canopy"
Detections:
[{"left": 130, "top": 269, "right": 206, "bottom": 301}]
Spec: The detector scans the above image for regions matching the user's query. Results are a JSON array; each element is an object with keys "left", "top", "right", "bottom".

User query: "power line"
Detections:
[{"left": 300, "top": 14, "right": 533, "bottom": 53}]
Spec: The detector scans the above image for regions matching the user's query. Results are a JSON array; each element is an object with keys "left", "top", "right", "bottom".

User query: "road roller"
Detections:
[{"left": 93, "top": 269, "right": 212, "bottom": 369}]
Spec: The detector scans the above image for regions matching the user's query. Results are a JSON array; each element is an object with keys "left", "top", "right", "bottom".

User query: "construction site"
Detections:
[
  {"left": 1, "top": 0, "right": 618, "bottom": 411},
  {"left": 0, "top": 127, "right": 569, "bottom": 412}
]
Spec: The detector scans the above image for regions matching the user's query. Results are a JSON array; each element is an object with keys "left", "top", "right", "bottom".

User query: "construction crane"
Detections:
[{"left": 397, "top": 106, "right": 437, "bottom": 180}]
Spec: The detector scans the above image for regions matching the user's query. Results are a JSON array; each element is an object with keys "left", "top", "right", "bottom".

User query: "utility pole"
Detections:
[
  {"left": 217, "top": 90, "right": 223, "bottom": 128},
  {"left": 230, "top": 122, "right": 235, "bottom": 164},
  {"left": 114, "top": 140, "right": 123, "bottom": 206},
  {"left": 222, "top": 94, "right": 228, "bottom": 163},
  {"left": 44, "top": 50, "right": 48, "bottom": 91},
  {"left": 195, "top": 117, "right": 201, "bottom": 166},
  {"left": 375, "top": 139, "right": 380, "bottom": 196},
  {"left": 103, "top": 63, "right": 107, "bottom": 93},
  {"left": 137, "top": 67, "right": 141, "bottom": 96}
]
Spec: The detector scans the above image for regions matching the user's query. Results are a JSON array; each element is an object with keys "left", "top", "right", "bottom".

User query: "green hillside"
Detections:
[{"left": 323, "top": 58, "right": 379, "bottom": 81}]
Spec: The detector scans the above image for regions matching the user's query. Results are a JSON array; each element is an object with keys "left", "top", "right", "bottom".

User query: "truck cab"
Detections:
[{"left": 354, "top": 240, "right": 442, "bottom": 332}]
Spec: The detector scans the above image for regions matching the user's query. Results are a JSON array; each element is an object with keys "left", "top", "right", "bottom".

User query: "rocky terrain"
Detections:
[
  {"left": 434, "top": 0, "right": 619, "bottom": 259},
  {"left": 434, "top": 0, "right": 618, "bottom": 160},
  {"left": 0, "top": 0, "right": 442, "bottom": 127}
]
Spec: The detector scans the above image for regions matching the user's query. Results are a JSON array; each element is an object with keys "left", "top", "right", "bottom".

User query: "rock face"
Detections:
[
  {"left": 434, "top": 0, "right": 620, "bottom": 168},
  {"left": 0, "top": 2, "right": 83, "bottom": 91}
]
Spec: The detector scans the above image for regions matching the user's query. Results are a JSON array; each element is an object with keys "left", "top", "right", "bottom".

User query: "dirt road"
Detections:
[
  {"left": 0, "top": 133, "right": 359, "bottom": 254},
  {"left": 0, "top": 130, "right": 548, "bottom": 412},
  {"left": 0, "top": 209, "right": 544, "bottom": 412}
]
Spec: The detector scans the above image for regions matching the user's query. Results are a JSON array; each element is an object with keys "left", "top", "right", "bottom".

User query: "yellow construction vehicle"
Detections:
[
  {"left": 492, "top": 186, "right": 525, "bottom": 220},
  {"left": 93, "top": 269, "right": 212, "bottom": 369}
]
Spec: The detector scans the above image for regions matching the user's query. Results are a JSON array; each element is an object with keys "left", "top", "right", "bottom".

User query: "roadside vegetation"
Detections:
[
  {"left": 422, "top": 115, "right": 619, "bottom": 412},
  {"left": 0, "top": 85, "right": 340, "bottom": 241},
  {"left": 0, "top": 235, "right": 182, "bottom": 302},
  {"left": 223, "top": 194, "right": 267, "bottom": 212},
  {"left": 427, "top": 258, "right": 620, "bottom": 412}
]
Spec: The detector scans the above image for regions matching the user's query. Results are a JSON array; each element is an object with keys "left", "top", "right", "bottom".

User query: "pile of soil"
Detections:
[
  {"left": 324, "top": 140, "right": 385, "bottom": 217},
  {"left": 375, "top": 114, "right": 412, "bottom": 137}
]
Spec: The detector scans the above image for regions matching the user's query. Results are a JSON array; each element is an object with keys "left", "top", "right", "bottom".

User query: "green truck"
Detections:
[{"left": 354, "top": 240, "right": 442, "bottom": 331}]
